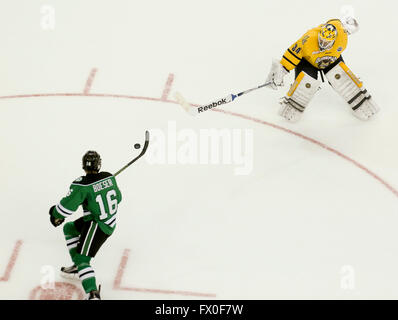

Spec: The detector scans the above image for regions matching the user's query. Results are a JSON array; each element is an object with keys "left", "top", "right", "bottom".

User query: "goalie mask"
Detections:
[
  {"left": 318, "top": 23, "right": 337, "bottom": 51},
  {"left": 82, "top": 150, "right": 101, "bottom": 173}
]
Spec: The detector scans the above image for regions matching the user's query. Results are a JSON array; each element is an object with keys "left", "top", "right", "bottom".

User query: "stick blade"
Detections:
[
  {"left": 174, "top": 92, "right": 198, "bottom": 116},
  {"left": 114, "top": 130, "right": 150, "bottom": 177}
]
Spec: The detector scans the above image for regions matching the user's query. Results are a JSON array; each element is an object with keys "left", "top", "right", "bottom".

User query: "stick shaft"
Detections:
[
  {"left": 175, "top": 81, "right": 273, "bottom": 116},
  {"left": 236, "top": 81, "right": 273, "bottom": 97},
  {"left": 114, "top": 131, "right": 150, "bottom": 177}
]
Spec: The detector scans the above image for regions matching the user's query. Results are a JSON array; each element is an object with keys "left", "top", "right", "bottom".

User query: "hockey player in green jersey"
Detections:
[{"left": 49, "top": 151, "right": 122, "bottom": 300}]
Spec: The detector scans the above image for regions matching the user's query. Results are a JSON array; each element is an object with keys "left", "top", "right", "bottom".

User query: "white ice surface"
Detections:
[{"left": 1, "top": 0, "right": 398, "bottom": 299}]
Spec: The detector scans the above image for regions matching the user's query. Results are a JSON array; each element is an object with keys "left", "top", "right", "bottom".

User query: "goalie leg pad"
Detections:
[
  {"left": 279, "top": 71, "right": 321, "bottom": 122},
  {"left": 325, "top": 62, "right": 379, "bottom": 120}
]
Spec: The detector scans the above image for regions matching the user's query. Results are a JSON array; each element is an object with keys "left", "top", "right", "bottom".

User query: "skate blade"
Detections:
[{"left": 60, "top": 271, "right": 79, "bottom": 281}]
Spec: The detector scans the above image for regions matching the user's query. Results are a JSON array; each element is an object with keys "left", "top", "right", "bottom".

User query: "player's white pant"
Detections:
[
  {"left": 279, "top": 71, "right": 321, "bottom": 122},
  {"left": 325, "top": 61, "right": 379, "bottom": 120}
]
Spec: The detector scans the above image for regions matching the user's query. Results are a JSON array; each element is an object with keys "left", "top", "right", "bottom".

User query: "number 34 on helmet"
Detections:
[{"left": 318, "top": 23, "right": 338, "bottom": 51}]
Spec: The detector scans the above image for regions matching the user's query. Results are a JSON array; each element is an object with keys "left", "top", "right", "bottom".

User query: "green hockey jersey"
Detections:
[{"left": 51, "top": 172, "right": 122, "bottom": 235}]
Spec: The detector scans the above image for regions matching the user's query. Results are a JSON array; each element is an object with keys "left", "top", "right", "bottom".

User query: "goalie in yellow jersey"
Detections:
[{"left": 266, "top": 15, "right": 379, "bottom": 122}]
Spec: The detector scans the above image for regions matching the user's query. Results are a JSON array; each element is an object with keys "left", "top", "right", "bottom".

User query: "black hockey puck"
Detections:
[{"left": 134, "top": 143, "right": 141, "bottom": 149}]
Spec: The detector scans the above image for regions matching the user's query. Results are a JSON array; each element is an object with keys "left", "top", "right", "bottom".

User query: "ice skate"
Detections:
[
  {"left": 86, "top": 285, "right": 101, "bottom": 300},
  {"left": 60, "top": 264, "right": 79, "bottom": 280}
]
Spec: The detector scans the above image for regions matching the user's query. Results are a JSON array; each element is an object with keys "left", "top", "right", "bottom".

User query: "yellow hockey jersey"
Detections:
[{"left": 280, "top": 19, "right": 348, "bottom": 71}]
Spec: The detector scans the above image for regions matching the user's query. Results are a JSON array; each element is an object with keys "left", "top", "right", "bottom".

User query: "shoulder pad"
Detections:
[
  {"left": 100, "top": 172, "right": 113, "bottom": 178},
  {"left": 72, "top": 172, "right": 114, "bottom": 185},
  {"left": 73, "top": 176, "right": 84, "bottom": 183}
]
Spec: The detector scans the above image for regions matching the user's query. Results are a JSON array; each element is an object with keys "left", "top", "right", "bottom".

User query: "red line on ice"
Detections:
[
  {"left": 83, "top": 68, "right": 98, "bottom": 94},
  {"left": 0, "top": 91, "right": 397, "bottom": 199},
  {"left": 0, "top": 240, "right": 23, "bottom": 282},
  {"left": 113, "top": 248, "right": 216, "bottom": 298},
  {"left": 212, "top": 108, "right": 398, "bottom": 198},
  {"left": 160, "top": 73, "right": 174, "bottom": 101},
  {"left": 0, "top": 92, "right": 175, "bottom": 104}
]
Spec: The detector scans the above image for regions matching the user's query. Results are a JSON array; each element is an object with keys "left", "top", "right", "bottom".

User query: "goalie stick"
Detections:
[
  {"left": 174, "top": 81, "right": 273, "bottom": 116},
  {"left": 114, "top": 130, "right": 150, "bottom": 177}
]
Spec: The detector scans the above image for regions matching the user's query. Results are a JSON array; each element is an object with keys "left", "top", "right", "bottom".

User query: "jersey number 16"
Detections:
[{"left": 95, "top": 190, "right": 118, "bottom": 220}]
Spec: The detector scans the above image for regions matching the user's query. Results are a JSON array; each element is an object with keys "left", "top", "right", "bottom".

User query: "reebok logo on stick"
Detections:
[
  {"left": 175, "top": 82, "right": 272, "bottom": 116},
  {"left": 198, "top": 98, "right": 228, "bottom": 113}
]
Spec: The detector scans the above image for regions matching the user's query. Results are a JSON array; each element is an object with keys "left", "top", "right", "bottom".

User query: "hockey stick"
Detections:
[
  {"left": 114, "top": 130, "right": 150, "bottom": 177},
  {"left": 174, "top": 81, "right": 273, "bottom": 116}
]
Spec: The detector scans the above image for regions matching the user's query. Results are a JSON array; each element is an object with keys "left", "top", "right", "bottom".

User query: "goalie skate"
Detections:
[{"left": 60, "top": 264, "right": 79, "bottom": 280}]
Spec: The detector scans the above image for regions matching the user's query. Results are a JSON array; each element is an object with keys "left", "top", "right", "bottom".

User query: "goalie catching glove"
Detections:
[{"left": 266, "top": 59, "right": 289, "bottom": 90}]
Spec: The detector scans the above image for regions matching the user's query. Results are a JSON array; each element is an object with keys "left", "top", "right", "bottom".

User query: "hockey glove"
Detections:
[
  {"left": 49, "top": 205, "right": 65, "bottom": 227},
  {"left": 266, "top": 59, "right": 288, "bottom": 90},
  {"left": 341, "top": 16, "right": 359, "bottom": 35},
  {"left": 340, "top": 6, "right": 359, "bottom": 35}
]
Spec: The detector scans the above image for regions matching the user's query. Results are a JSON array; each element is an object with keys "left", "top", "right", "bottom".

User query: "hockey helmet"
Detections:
[
  {"left": 318, "top": 23, "right": 338, "bottom": 51},
  {"left": 82, "top": 150, "right": 101, "bottom": 172}
]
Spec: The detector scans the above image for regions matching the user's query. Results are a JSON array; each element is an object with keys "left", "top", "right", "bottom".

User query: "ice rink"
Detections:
[{"left": 1, "top": 0, "right": 398, "bottom": 300}]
